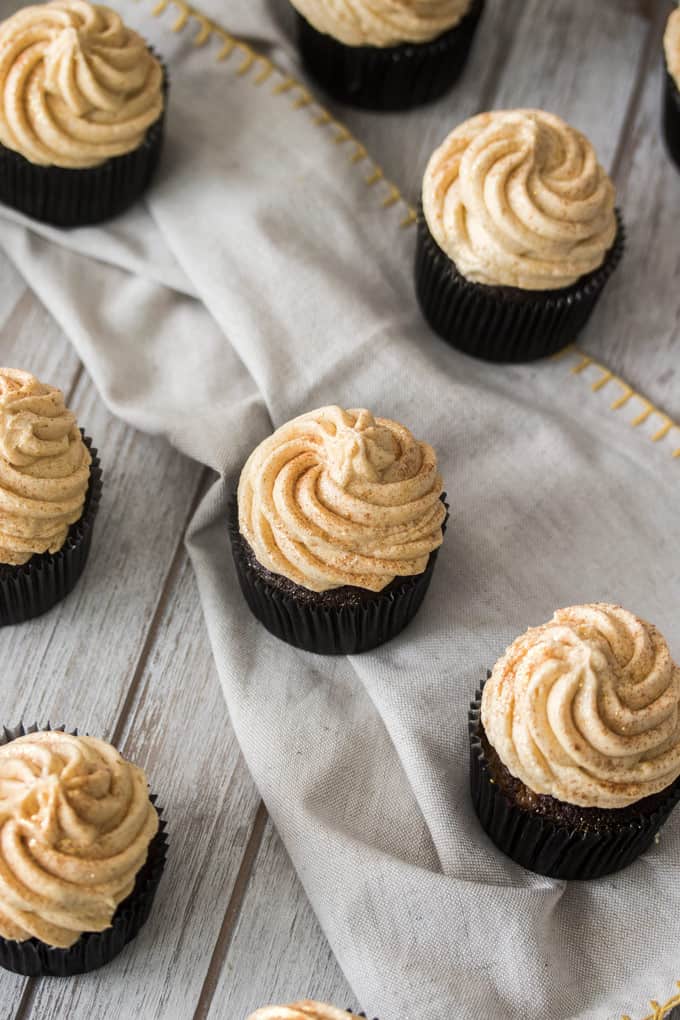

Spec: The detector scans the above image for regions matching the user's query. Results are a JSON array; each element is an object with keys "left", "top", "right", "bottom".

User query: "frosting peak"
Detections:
[
  {"left": 0, "top": 367, "right": 91, "bottom": 566},
  {"left": 665, "top": 8, "right": 680, "bottom": 90},
  {"left": 289, "top": 0, "right": 472, "bottom": 47},
  {"left": 0, "top": 731, "right": 159, "bottom": 948},
  {"left": 238, "top": 406, "right": 445, "bottom": 593},
  {"left": 481, "top": 604, "right": 680, "bottom": 809},
  {"left": 423, "top": 109, "right": 617, "bottom": 290},
  {"left": 248, "top": 1003, "right": 363, "bottom": 1020},
  {"left": 0, "top": 0, "right": 164, "bottom": 168}
]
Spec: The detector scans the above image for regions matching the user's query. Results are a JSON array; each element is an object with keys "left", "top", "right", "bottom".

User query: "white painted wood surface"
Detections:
[{"left": 0, "top": 1, "right": 678, "bottom": 1019}]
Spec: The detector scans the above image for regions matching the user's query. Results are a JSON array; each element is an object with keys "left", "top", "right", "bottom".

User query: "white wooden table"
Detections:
[{"left": 0, "top": 0, "right": 679, "bottom": 1018}]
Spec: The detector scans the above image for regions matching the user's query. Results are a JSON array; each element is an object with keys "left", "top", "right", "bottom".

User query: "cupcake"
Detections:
[
  {"left": 469, "top": 604, "right": 680, "bottom": 880},
  {"left": 663, "top": 6, "right": 680, "bottom": 171},
  {"left": 0, "top": 367, "right": 102, "bottom": 626},
  {"left": 0, "top": 726, "right": 167, "bottom": 976},
  {"left": 290, "top": 0, "right": 485, "bottom": 111},
  {"left": 0, "top": 0, "right": 166, "bottom": 227},
  {"left": 417, "top": 109, "right": 624, "bottom": 362},
  {"left": 248, "top": 1004, "right": 372, "bottom": 1019},
  {"left": 230, "top": 405, "right": 447, "bottom": 655}
]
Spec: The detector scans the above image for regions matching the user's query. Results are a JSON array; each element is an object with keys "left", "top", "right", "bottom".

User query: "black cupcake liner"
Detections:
[
  {"left": 0, "top": 432, "right": 102, "bottom": 627},
  {"left": 469, "top": 685, "right": 680, "bottom": 880},
  {"left": 415, "top": 205, "right": 625, "bottom": 363},
  {"left": 663, "top": 67, "right": 680, "bottom": 172},
  {"left": 229, "top": 496, "right": 447, "bottom": 655},
  {"left": 0, "top": 723, "right": 168, "bottom": 977},
  {"left": 294, "top": 0, "right": 485, "bottom": 111},
  {"left": 0, "top": 54, "right": 167, "bottom": 227}
]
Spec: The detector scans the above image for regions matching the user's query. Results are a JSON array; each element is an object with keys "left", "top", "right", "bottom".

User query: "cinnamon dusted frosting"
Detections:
[
  {"left": 248, "top": 1004, "right": 363, "bottom": 1020},
  {"left": 238, "top": 406, "right": 445, "bottom": 593},
  {"left": 481, "top": 604, "right": 680, "bottom": 810},
  {"left": 423, "top": 109, "right": 617, "bottom": 290},
  {"left": 289, "top": 0, "right": 471, "bottom": 47},
  {"left": 0, "top": 731, "right": 159, "bottom": 948},
  {"left": 665, "top": 7, "right": 680, "bottom": 90},
  {"left": 0, "top": 0, "right": 164, "bottom": 168},
  {"left": 0, "top": 368, "right": 91, "bottom": 566}
]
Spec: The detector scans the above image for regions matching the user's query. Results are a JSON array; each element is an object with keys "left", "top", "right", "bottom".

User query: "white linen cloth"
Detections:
[{"left": 1, "top": 3, "right": 679, "bottom": 1018}]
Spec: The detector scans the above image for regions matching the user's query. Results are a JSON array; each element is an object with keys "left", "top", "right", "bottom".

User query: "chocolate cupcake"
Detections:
[
  {"left": 0, "top": 367, "right": 102, "bottom": 626},
  {"left": 290, "top": 0, "right": 485, "bottom": 110},
  {"left": 0, "top": 726, "right": 167, "bottom": 976},
  {"left": 470, "top": 604, "right": 680, "bottom": 880},
  {"left": 663, "top": 7, "right": 680, "bottom": 171},
  {"left": 0, "top": 0, "right": 166, "bottom": 227},
  {"left": 248, "top": 1003, "right": 373, "bottom": 1020},
  {"left": 417, "top": 110, "right": 624, "bottom": 362},
  {"left": 231, "top": 405, "right": 447, "bottom": 655}
]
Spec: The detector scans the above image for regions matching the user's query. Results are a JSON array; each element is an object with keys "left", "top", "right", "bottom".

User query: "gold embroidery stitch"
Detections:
[{"left": 624, "top": 981, "right": 680, "bottom": 1019}]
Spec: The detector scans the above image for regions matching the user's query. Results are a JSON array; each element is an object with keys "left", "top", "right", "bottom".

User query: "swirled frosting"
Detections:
[
  {"left": 0, "top": 730, "right": 159, "bottom": 948},
  {"left": 289, "top": 0, "right": 471, "bottom": 47},
  {"left": 423, "top": 109, "right": 618, "bottom": 290},
  {"left": 665, "top": 7, "right": 680, "bottom": 90},
  {"left": 481, "top": 604, "right": 680, "bottom": 809},
  {"left": 0, "top": 0, "right": 164, "bottom": 168},
  {"left": 0, "top": 367, "right": 91, "bottom": 566},
  {"left": 238, "top": 406, "right": 445, "bottom": 593},
  {"left": 248, "top": 1004, "right": 363, "bottom": 1020}
]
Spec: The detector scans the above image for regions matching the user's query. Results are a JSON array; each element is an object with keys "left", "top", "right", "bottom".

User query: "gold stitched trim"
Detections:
[{"left": 128, "top": 1, "right": 679, "bottom": 1017}]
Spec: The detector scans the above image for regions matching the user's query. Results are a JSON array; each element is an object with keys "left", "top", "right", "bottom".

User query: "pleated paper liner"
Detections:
[
  {"left": 468, "top": 685, "right": 680, "bottom": 880},
  {"left": 294, "top": 0, "right": 485, "bottom": 111},
  {"left": 0, "top": 724, "right": 168, "bottom": 977},
  {"left": 229, "top": 497, "right": 448, "bottom": 655},
  {"left": 663, "top": 66, "right": 680, "bottom": 172},
  {"left": 0, "top": 54, "right": 167, "bottom": 228},
  {"left": 0, "top": 433, "right": 102, "bottom": 627},
  {"left": 415, "top": 205, "right": 625, "bottom": 363}
]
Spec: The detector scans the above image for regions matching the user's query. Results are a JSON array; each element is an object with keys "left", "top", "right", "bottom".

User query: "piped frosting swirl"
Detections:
[
  {"left": 248, "top": 1004, "right": 363, "bottom": 1020},
  {"left": 238, "top": 406, "right": 445, "bottom": 593},
  {"left": 288, "top": 0, "right": 471, "bottom": 47},
  {"left": 0, "top": 0, "right": 164, "bottom": 168},
  {"left": 0, "top": 368, "right": 91, "bottom": 566},
  {"left": 481, "top": 604, "right": 680, "bottom": 809},
  {"left": 0, "top": 730, "right": 159, "bottom": 948},
  {"left": 423, "top": 109, "right": 617, "bottom": 290},
  {"left": 665, "top": 7, "right": 680, "bottom": 90}
]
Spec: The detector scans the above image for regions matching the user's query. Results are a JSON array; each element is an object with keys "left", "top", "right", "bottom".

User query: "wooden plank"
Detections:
[
  {"left": 23, "top": 554, "right": 263, "bottom": 1020},
  {"left": 206, "top": 820, "right": 354, "bottom": 1020}
]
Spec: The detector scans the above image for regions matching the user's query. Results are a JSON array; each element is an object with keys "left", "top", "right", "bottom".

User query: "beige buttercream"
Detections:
[
  {"left": 238, "top": 406, "right": 445, "bottom": 593},
  {"left": 289, "top": 0, "right": 471, "bottom": 47},
  {"left": 481, "top": 604, "right": 680, "bottom": 810},
  {"left": 0, "top": 730, "right": 159, "bottom": 948},
  {"left": 665, "top": 7, "right": 680, "bottom": 90},
  {"left": 0, "top": 368, "right": 91, "bottom": 566},
  {"left": 423, "top": 109, "right": 617, "bottom": 290},
  {"left": 0, "top": 0, "right": 164, "bottom": 168},
  {"left": 248, "top": 1004, "right": 363, "bottom": 1020}
]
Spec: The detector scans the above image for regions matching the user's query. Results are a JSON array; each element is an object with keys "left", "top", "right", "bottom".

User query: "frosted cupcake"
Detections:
[
  {"left": 0, "top": 367, "right": 102, "bottom": 625},
  {"left": 231, "top": 405, "right": 447, "bottom": 655},
  {"left": 663, "top": 6, "right": 680, "bottom": 171},
  {"left": 0, "top": 727, "right": 167, "bottom": 976},
  {"left": 248, "top": 1004, "right": 371, "bottom": 1020},
  {"left": 289, "top": 0, "right": 485, "bottom": 110},
  {"left": 417, "top": 110, "right": 624, "bottom": 362},
  {"left": 0, "top": 0, "right": 166, "bottom": 226},
  {"left": 469, "top": 604, "right": 680, "bottom": 879}
]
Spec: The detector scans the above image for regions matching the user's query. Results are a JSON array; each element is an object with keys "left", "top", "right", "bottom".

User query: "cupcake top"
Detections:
[
  {"left": 248, "top": 1004, "right": 364, "bottom": 1020},
  {"left": 665, "top": 7, "right": 680, "bottom": 90},
  {"left": 0, "top": 730, "right": 159, "bottom": 948},
  {"left": 0, "top": 368, "right": 91, "bottom": 566},
  {"left": 238, "top": 405, "right": 445, "bottom": 594},
  {"left": 481, "top": 604, "right": 680, "bottom": 810},
  {"left": 0, "top": 0, "right": 164, "bottom": 168},
  {"left": 289, "top": 0, "right": 472, "bottom": 47},
  {"left": 422, "top": 109, "right": 617, "bottom": 290}
]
